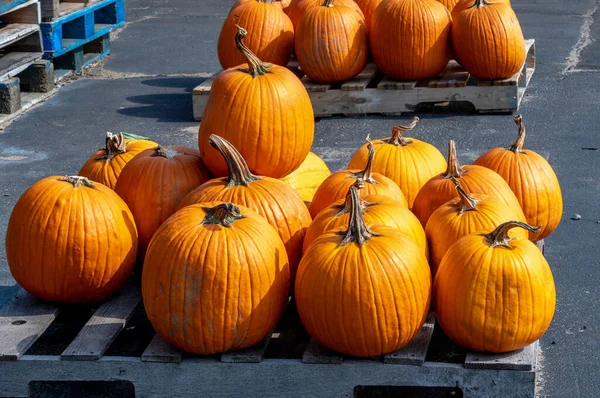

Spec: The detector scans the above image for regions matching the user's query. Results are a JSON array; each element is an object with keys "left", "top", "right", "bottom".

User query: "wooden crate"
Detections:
[
  {"left": 40, "top": 0, "right": 103, "bottom": 22},
  {"left": 193, "top": 39, "right": 535, "bottom": 120}
]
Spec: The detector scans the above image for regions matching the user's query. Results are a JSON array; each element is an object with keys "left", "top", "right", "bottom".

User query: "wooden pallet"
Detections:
[
  {"left": 193, "top": 39, "right": 535, "bottom": 120},
  {"left": 40, "top": 0, "right": 103, "bottom": 22}
]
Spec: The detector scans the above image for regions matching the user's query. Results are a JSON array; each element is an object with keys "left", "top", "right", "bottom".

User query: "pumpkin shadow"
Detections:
[
  {"left": 0, "top": 284, "right": 20, "bottom": 308},
  {"left": 140, "top": 77, "right": 208, "bottom": 93}
]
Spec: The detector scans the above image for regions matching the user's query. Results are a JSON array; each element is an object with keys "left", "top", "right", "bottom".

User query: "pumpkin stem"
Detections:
[
  {"left": 444, "top": 140, "right": 465, "bottom": 179},
  {"left": 95, "top": 132, "right": 127, "bottom": 161},
  {"left": 485, "top": 221, "right": 541, "bottom": 248},
  {"left": 353, "top": 137, "right": 378, "bottom": 184},
  {"left": 60, "top": 176, "right": 95, "bottom": 188},
  {"left": 322, "top": 0, "right": 334, "bottom": 7},
  {"left": 388, "top": 117, "right": 419, "bottom": 146},
  {"left": 202, "top": 203, "right": 246, "bottom": 227},
  {"left": 209, "top": 134, "right": 261, "bottom": 187},
  {"left": 470, "top": 0, "right": 492, "bottom": 8},
  {"left": 235, "top": 26, "right": 270, "bottom": 78},
  {"left": 509, "top": 114, "right": 526, "bottom": 153},
  {"left": 335, "top": 180, "right": 371, "bottom": 216},
  {"left": 340, "top": 186, "right": 379, "bottom": 246},
  {"left": 258, "top": 0, "right": 274, "bottom": 4},
  {"left": 452, "top": 177, "right": 479, "bottom": 213},
  {"left": 152, "top": 145, "right": 178, "bottom": 159},
  {"left": 121, "top": 132, "right": 151, "bottom": 141}
]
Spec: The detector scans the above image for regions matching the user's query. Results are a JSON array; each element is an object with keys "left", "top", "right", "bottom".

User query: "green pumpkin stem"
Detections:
[
  {"left": 335, "top": 180, "right": 372, "bottom": 216},
  {"left": 451, "top": 177, "right": 479, "bottom": 213},
  {"left": 209, "top": 134, "right": 261, "bottom": 187},
  {"left": 60, "top": 176, "right": 95, "bottom": 188},
  {"left": 470, "top": 0, "right": 492, "bottom": 8},
  {"left": 485, "top": 221, "right": 541, "bottom": 248},
  {"left": 235, "top": 26, "right": 270, "bottom": 78},
  {"left": 152, "top": 146, "right": 178, "bottom": 159},
  {"left": 96, "top": 132, "right": 127, "bottom": 161},
  {"left": 322, "top": 0, "right": 335, "bottom": 7},
  {"left": 509, "top": 114, "right": 527, "bottom": 153},
  {"left": 340, "top": 186, "right": 379, "bottom": 246},
  {"left": 202, "top": 203, "right": 246, "bottom": 227},
  {"left": 354, "top": 137, "right": 378, "bottom": 184},
  {"left": 445, "top": 140, "right": 465, "bottom": 178},
  {"left": 388, "top": 116, "right": 419, "bottom": 146}
]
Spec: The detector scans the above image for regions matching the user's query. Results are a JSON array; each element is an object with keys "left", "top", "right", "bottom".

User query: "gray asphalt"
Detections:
[{"left": 0, "top": 0, "right": 599, "bottom": 396}]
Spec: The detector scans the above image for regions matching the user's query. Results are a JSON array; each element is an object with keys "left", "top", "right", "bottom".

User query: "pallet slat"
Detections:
[
  {"left": 220, "top": 332, "right": 273, "bottom": 363},
  {"left": 302, "top": 339, "right": 343, "bottom": 364},
  {"left": 340, "top": 63, "right": 377, "bottom": 91},
  {"left": 0, "top": 23, "right": 38, "bottom": 48},
  {"left": 300, "top": 75, "right": 330, "bottom": 92},
  {"left": 377, "top": 76, "right": 417, "bottom": 90},
  {"left": 192, "top": 78, "right": 213, "bottom": 95},
  {"left": 465, "top": 341, "right": 538, "bottom": 371},
  {"left": 141, "top": 334, "right": 182, "bottom": 363},
  {"left": 384, "top": 313, "right": 436, "bottom": 365}
]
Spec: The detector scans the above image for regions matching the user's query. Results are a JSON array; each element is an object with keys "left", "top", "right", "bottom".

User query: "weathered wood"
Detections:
[
  {"left": 192, "top": 77, "right": 213, "bottom": 95},
  {"left": 302, "top": 339, "right": 343, "bottom": 364},
  {"left": 384, "top": 313, "right": 436, "bottom": 365},
  {"left": 0, "top": 23, "right": 39, "bottom": 48},
  {"left": 340, "top": 63, "right": 377, "bottom": 91},
  {"left": 1, "top": 0, "right": 40, "bottom": 23},
  {"left": 464, "top": 341, "right": 538, "bottom": 371},
  {"left": 141, "top": 334, "right": 182, "bottom": 363},
  {"left": 377, "top": 76, "right": 417, "bottom": 90},
  {"left": 428, "top": 61, "right": 469, "bottom": 88},
  {"left": 300, "top": 75, "right": 330, "bottom": 92},
  {"left": 220, "top": 332, "right": 273, "bottom": 363},
  {"left": 535, "top": 239, "right": 545, "bottom": 254},
  {"left": 0, "top": 51, "right": 41, "bottom": 81}
]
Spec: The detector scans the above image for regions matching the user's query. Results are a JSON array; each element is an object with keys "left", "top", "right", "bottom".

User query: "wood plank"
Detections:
[
  {"left": 40, "top": 0, "right": 59, "bottom": 21},
  {"left": 58, "top": 1, "right": 85, "bottom": 17},
  {"left": 60, "top": 285, "right": 141, "bottom": 361},
  {"left": 220, "top": 332, "right": 273, "bottom": 363},
  {"left": 384, "top": 312, "right": 436, "bottom": 365},
  {"left": 535, "top": 239, "right": 545, "bottom": 254},
  {"left": 427, "top": 61, "right": 469, "bottom": 88},
  {"left": 192, "top": 78, "right": 214, "bottom": 95},
  {"left": 0, "top": 0, "right": 32, "bottom": 16},
  {"left": 0, "top": 23, "right": 39, "bottom": 48},
  {"left": 141, "top": 334, "right": 182, "bottom": 363},
  {"left": 302, "top": 339, "right": 343, "bottom": 364},
  {"left": 0, "top": 289, "right": 60, "bottom": 361},
  {"left": 377, "top": 76, "right": 417, "bottom": 90},
  {"left": 340, "top": 63, "right": 377, "bottom": 91},
  {"left": 1, "top": 0, "right": 40, "bottom": 23},
  {"left": 300, "top": 75, "right": 330, "bottom": 92},
  {"left": 464, "top": 341, "right": 537, "bottom": 371},
  {"left": 0, "top": 50, "right": 41, "bottom": 81}
]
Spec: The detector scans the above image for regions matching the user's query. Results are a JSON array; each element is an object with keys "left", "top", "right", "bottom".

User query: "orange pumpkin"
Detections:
[
  {"left": 452, "top": 0, "right": 511, "bottom": 16},
  {"left": 452, "top": 0, "right": 524, "bottom": 80},
  {"left": 370, "top": 0, "right": 451, "bottom": 80},
  {"left": 310, "top": 139, "right": 407, "bottom": 218},
  {"left": 181, "top": 135, "right": 311, "bottom": 281},
  {"left": 232, "top": 0, "right": 293, "bottom": 13},
  {"left": 412, "top": 140, "right": 525, "bottom": 227},
  {"left": 347, "top": 117, "right": 447, "bottom": 208},
  {"left": 474, "top": 115, "right": 563, "bottom": 241},
  {"left": 434, "top": 221, "right": 556, "bottom": 353},
  {"left": 6, "top": 176, "right": 137, "bottom": 304},
  {"left": 354, "top": 0, "right": 381, "bottom": 31},
  {"left": 78, "top": 132, "right": 157, "bottom": 189},
  {"left": 280, "top": 152, "right": 331, "bottom": 206},
  {"left": 114, "top": 146, "right": 212, "bottom": 259},
  {"left": 436, "top": 0, "right": 460, "bottom": 10},
  {"left": 295, "top": 0, "right": 368, "bottom": 84},
  {"left": 296, "top": 186, "right": 431, "bottom": 357},
  {"left": 142, "top": 202, "right": 290, "bottom": 354},
  {"left": 200, "top": 27, "right": 314, "bottom": 179},
  {"left": 288, "top": 0, "right": 364, "bottom": 29},
  {"left": 218, "top": 1, "right": 294, "bottom": 69}
]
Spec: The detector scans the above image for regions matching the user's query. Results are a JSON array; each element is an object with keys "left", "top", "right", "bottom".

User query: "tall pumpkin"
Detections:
[
  {"left": 474, "top": 115, "right": 563, "bottom": 241},
  {"left": 451, "top": 0, "right": 511, "bottom": 16},
  {"left": 412, "top": 140, "right": 525, "bottom": 227},
  {"left": 295, "top": 0, "right": 368, "bottom": 84},
  {"left": 310, "top": 139, "right": 407, "bottom": 218},
  {"left": 452, "top": 0, "right": 524, "bottom": 80},
  {"left": 347, "top": 117, "right": 447, "bottom": 208},
  {"left": 6, "top": 176, "right": 138, "bottom": 304},
  {"left": 296, "top": 186, "right": 431, "bottom": 357},
  {"left": 218, "top": 0, "right": 294, "bottom": 69},
  {"left": 180, "top": 135, "right": 311, "bottom": 281},
  {"left": 354, "top": 0, "right": 381, "bottom": 31},
  {"left": 280, "top": 152, "right": 331, "bottom": 206},
  {"left": 434, "top": 221, "right": 556, "bottom": 353},
  {"left": 370, "top": 0, "right": 451, "bottom": 80},
  {"left": 114, "top": 146, "right": 212, "bottom": 258},
  {"left": 200, "top": 27, "right": 314, "bottom": 178},
  {"left": 288, "top": 0, "right": 364, "bottom": 29},
  {"left": 78, "top": 132, "right": 157, "bottom": 189},
  {"left": 142, "top": 202, "right": 290, "bottom": 354}
]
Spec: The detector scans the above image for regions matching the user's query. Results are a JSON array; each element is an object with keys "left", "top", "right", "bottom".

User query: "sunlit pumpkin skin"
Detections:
[
  {"left": 451, "top": 0, "right": 511, "bottom": 18},
  {"left": 412, "top": 140, "right": 525, "bottom": 228},
  {"left": 218, "top": 1, "right": 294, "bottom": 69},
  {"left": 348, "top": 118, "right": 446, "bottom": 209},
  {"left": 143, "top": 202, "right": 290, "bottom": 355},
  {"left": 181, "top": 135, "right": 311, "bottom": 281},
  {"left": 452, "top": 0, "right": 524, "bottom": 80},
  {"left": 473, "top": 116, "right": 563, "bottom": 241},
  {"left": 114, "top": 146, "right": 212, "bottom": 259},
  {"left": 6, "top": 176, "right": 137, "bottom": 304},
  {"left": 296, "top": 0, "right": 368, "bottom": 84},
  {"left": 232, "top": 0, "right": 293, "bottom": 13},
  {"left": 288, "top": 0, "right": 364, "bottom": 29},
  {"left": 78, "top": 132, "right": 157, "bottom": 189},
  {"left": 280, "top": 151, "right": 331, "bottom": 206},
  {"left": 354, "top": 0, "right": 381, "bottom": 31},
  {"left": 436, "top": 0, "right": 460, "bottom": 10},
  {"left": 425, "top": 181, "right": 528, "bottom": 275},
  {"left": 296, "top": 186, "right": 431, "bottom": 357},
  {"left": 371, "top": 0, "right": 451, "bottom": 80},
  {"left": 310, "top": 140, "right": 407, "bottom": 218},
  {"left": 434, "top": 221, "right": 556, "bottom": 353},
  {"left": 200, "top": 27, "right": 314, "bottom": 179}
]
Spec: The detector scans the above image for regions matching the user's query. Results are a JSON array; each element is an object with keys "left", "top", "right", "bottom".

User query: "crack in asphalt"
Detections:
[{"left": 563, "top": 0, "right": 600, "bottom": 74}]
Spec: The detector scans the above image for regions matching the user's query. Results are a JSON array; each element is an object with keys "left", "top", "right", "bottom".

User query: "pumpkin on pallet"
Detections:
[
  {"left": 280, "top": 152, "right": 331, "bottom": 206},
  {"left": 6, "top": 176, "right": 138, "bottom": 304},
  {"left": 436, "top": 0, "right": 460, "bottom": 10},
  {"left": 201, "top": 27, "right": 314, "bottom": 179},
  {"left": 287, "top": 0, "right": 364, "bottom": 29},
  {"left": 451, "top": 0, "right": 511, "bottom": 15},
  {"left": 353, "top": 0, "right": 381, "bottom": 31}
]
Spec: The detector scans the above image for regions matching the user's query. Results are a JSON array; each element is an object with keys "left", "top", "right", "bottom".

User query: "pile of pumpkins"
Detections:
[
  {"left": 218, "top": 0, "right": 525, "bottom": 83},
  {"left": 5, "top": 22, "right": 559, "bottom": 358}
]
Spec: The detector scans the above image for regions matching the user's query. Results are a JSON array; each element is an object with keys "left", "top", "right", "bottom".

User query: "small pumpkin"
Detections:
[
  {"left": 310, "top": 139, "right": 407, "bottom": 218},
  {"left": 354, "top": 0, "right": 381, "bottom": 31},
  {"left": 412, "top": 140, "right": 525, "bottom": 227},
  {"left": 295, "top": 0, "right": 368, "bottom": 84},
  {"left": 200, "top": 27, "right": 314, "bottom": 178},
  {"left": 142, "top": 202, "right": 290, "bottom": 355},
  {"left": 6, "top": 176, "right": 138, "bottom": 304},
  {"left": 280, "top": 152, "right": 331, "bottom": 206},
  {"left": 218, "top": 0, "right": 294, "bottom": 69},
  {"left": 288, "top": 0, "right": 364, "bottom": 29},
  {"left": 473, "top": 115, "right": 562, "bottom": 241},
  {"left": 347, "top": 117, "right": 447, "bottom": 208},
  {"left": 78, "top": 132, "right": 157, "bottom": 189},
  {"left": 434, "top": 221, "right": 556, "bottom": 353},
  {"left": 451, "top": 0, "right": 511, "bottom": 17}
]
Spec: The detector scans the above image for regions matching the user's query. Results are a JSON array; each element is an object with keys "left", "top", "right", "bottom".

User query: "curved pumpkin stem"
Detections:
[
  {"left": 452, "top": 177, "right": 479, "bottom": 213},
  {"left": 388, "top": 116, "right": 419, "bottom": 146},
  {"left": 209, "top": 134, "right": 261, "bottom": 187},
  {"left": 485, "top": 221, "right": 541, "bottom": 248},
  {"left": 335, "top": 180, "right": 371, "bottom": 216},
  {"left": 235, "top": 26, "right": 270, "bottom": 78},
  {"left": 96, "top": 132, "right": 127, "bottom": 161},
  {"left": 322, "top": 0, "right": 334, "bottom": 7},
  {"left": 152, "top": 146, "right": 179, "bottom": 159},
  {"left": 470, "top": 0, "right": 492, "bottom": 8},
  {"left": 340, "top": 186, "right": 379, "bottom": 246},
  {"left": 509, "top": 114, "right": 526, "bottom": 153},
  {"left": 202, "top": 203, "right": 246, "bottom": 227},
  {"left": 444, "top": 140, "right": 465, "bottom": 179},
  {"left": 354, "top": 137, "right": 378, "bottom": 184},
  {"left": 60, "top": 176, "right": 95, "bottom": 188}
]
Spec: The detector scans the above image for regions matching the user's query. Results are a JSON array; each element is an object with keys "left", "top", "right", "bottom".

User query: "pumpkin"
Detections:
[
  {"left": 310, "top": 139, "right": 407, "bottom": 218},
  {"left": 347, "top": 117, "right": 447, "bottom": 208},
  {"left": 425, "top": 179, "right": 528, "bottom": 275},
  {"left": 452, "top": 0, "right": 524, "bottom": 80},
  {"left": 200, "top": 27, "right": 314, "bottom": 179},
  {"left": 436, "top": 0, "right": 460, "bottom": 10},
  {"left": 114, "top": 146, "right": 212, "bottom": 259},
  {"left": 6, "top": 176, "right": 137, "bottom": 304},
  {"left": 231, "top": 0, "right": 293, "bottom": 13},
  {"left": 412, "top": 140, "right": 525, "bottom": 228},
  {"left": 280, "top": 152, "right": 331, "bottom": 206},
  {"left": 295, "top": 0, "right": 368, "bottom": 84},
  {"left": 180, "top": 135, "right": 311, "bottom": 281},
  {"left": 473, "top": 115, "right": 562, "bottom": 241},
  {"left": 218, "top": 1, "right": 294, "bottom": 69},
  {"left": 296, "top": 186, "right": 431, "bottom": 357},
  {"left": 452, "top": 0, "right": 511, "bottom": 17},
  {"left": 78, "top": 132, "right": 157, "bottom": 189},
  {"left": 142, "top": 202, "right": 290, "bottom": 354},
  {"left": 370, "top": 0, "right": 451, "bottom": 80},
  {"left": 434, "top": 221, "right": 556, "bottom": 353},
  {"left": 354, "top": 0, "right": 381, "bottom": 31},
  {"left": 287, "top": 0, "right": 364, "bottom": 29}
]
